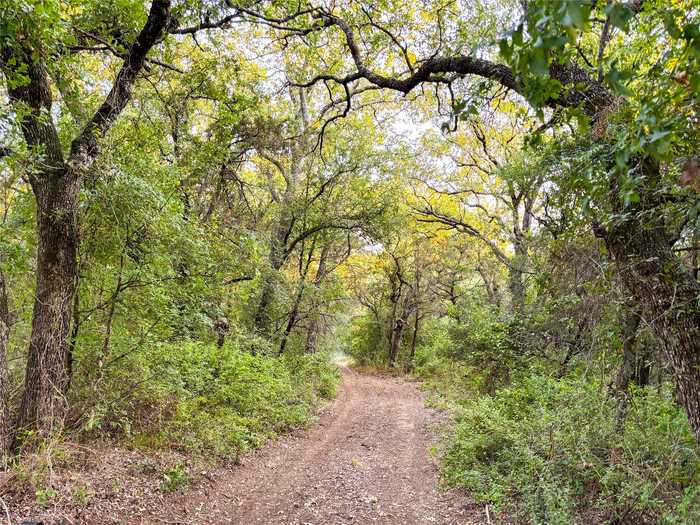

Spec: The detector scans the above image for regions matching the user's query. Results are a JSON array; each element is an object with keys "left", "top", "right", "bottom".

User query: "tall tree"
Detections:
[{"left": 1, "top": 0, "right": 172, "bottom": 439}]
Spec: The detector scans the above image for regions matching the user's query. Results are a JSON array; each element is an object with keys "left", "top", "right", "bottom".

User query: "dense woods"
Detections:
[{"left": 1, "top": 0, "right": 700, "bottom": 522}]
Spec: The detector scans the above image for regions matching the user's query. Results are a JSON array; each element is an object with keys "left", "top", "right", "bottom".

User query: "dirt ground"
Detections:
[{"left": 8, "top": 369, "right": 481, "bottom": 524}]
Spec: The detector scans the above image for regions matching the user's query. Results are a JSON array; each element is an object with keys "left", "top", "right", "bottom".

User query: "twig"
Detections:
[
  {"left": 0, "top": 496, "right": 11, "bottom": 525},
  {"left": 485, "top": 503, "right": 492, "bottom": 524}
]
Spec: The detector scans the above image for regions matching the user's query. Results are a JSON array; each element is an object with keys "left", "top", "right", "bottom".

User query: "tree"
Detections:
[
  {"left": 0, "top": 0, "right": 174, "bottom": 440},
  {"left": 239, "top": 0, "right": 700, "bottom": 448}
]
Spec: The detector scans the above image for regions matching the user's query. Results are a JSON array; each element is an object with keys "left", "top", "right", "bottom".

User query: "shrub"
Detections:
[
  {"left": 442, "top": 375, "right": 700, "bottom": 524},
  {"left": 79, "top": 339, "right": 340, "bottom": 456}
]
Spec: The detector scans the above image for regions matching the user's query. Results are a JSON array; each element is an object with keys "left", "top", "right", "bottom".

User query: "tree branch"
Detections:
[{"left": 69, "top": 0, "right": 172, "bottom": 165}]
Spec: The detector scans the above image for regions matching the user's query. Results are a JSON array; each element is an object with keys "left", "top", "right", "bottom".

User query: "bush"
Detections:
[
  {"left": 80, "top": 339, "right": 340, "bottom": 456},
  {"left": 348, "top": 313, "right": 389, "bottom": 367},
  {"left": 442, "top": 375, "right": 700, "bottom": 524}
]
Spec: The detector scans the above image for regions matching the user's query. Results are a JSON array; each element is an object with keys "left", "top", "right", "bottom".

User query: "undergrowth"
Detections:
[
  {"left": 412, "top": 320, "right": 700, "bottom": 525},
  {"left": 79, "top": 340, "right": 340, "bottom": 456}
]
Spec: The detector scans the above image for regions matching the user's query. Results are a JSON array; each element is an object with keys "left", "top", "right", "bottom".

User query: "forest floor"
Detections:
[{"left": 7, "top": 368, "right": 481, "bottom": 524}]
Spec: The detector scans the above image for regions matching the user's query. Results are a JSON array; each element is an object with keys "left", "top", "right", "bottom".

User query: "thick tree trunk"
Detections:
[
  {"left": 253, "top": 192, "right": 293, "bottom": 337},
  {"left": 2, "top": 0, "right": 171, "bottom": 445},
  {"left": 16, "top": 174, "right": 80, "bottom": 437},
  {"left": 253, "top": 253, "right": 283, "bottom": 338},
  {"left": 304, "top": 243, "right": 331, "bottom": 354},
  {"left": 598, "top": 158, "right": 700, "bottom": 446},
  {"left": 0, "top": 269, "right": 11, "bottom": 460},
  {"left": 388, "top": 318, "right": 406, "bottom": 367}
]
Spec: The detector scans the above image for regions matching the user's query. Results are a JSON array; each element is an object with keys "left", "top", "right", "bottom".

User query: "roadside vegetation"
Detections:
[{"left": 2, "top": 0, "right": 700, "bottom": 523}]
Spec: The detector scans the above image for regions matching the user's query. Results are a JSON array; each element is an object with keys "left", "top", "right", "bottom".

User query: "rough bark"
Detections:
[
  {"left": 215, "top": 317, "right": 229, "bottom": 348},
  {"left": 597, "top": 158, "right": 700, "bottom": 444},
  {"left": 508, "top": 265, "right": 525, "bottom": 316},
  {"left": 613, "top": 306, "right": 643, "bottom": 433},
  {"left": 304, "top": 243, "right": 331, "bottom": 354},
  {"left": 16, "top": 174, "right": 81, "bottom": 434},
  {"left": 388, "top": 317, "right": 406, "bottom": 367},
  {"left": 253, "top": 229, "right": 287, "bottom": 337},
  {"left": 0, "top": 269, "right": 11, "bottom": 460}
]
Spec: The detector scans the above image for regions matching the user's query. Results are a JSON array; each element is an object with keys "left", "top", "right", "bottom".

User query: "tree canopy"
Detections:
[{"left": 1, "top": 0, "right": 700, "bottom": 522}]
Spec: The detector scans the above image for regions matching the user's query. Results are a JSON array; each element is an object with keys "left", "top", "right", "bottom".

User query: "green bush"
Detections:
[
  {"left": 80, "top": 339, "right": 339, "bottom": 456},
  {"left": 442, "top": 376, "right": 700, "bottom": 524},
  {"left": 348, "top": 313, "right": 389, "bottom": 367}
]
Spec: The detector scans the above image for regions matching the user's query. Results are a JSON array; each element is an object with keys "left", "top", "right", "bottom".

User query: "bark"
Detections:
[
  {"left": 408, "top": 311, "right": 420, "bottom": 371},
  {"left": 279, "top": 243, "right": 317, "bottom": 355},
  {"left": 388, "top": 317, "right": 406, "bottom": 368},
  {"left": 613, "top": 306, "right": 643, "bottom": 433},
  {"left": 0, "top": 269, "right": 11, "bottom": 459},
  {"left": 311, "top": 13, "right": 611, "bottom": 116},
  {"left": 66, "top": 276, "right": 81, "bottom": 391},
  {"left": 253, "top": 235, "right": 287, "bottom": 337},
  {"left": 508, "top": 265, "right": 525, "bottom": 316},
  {"left": 16, "top": 174, "right": 81, "bottom": 434},
  {"left": 304, "top": 244, "right": 331, "bottom": 354},
  {"left": 476, "top": 266, "right": 501, "bottom": 310},
  {"left": 215, "top": 317, "right": 229, "bottom": 348},
  {"left": 597, "top": 158, "right": 700, "bottom": 446}
]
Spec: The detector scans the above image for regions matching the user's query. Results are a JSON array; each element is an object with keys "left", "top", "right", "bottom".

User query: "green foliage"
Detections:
[
  {"left": 35, "top": 486, "right": 57, "bottom": 508},
  {"left": 80, "top": 340, "right": 339, "bottom": 456},
  {"left": 348, "top": 313, "right": 389, "bottom": 367},
  {"left": 160, "top": 463, "right": 189, "bottom": 493},
  {"left": 71, "top": 485, "right": 90, "bottom": 506},
  {"left": 441, "top": 377, "right": 700, "bottom": 524}
]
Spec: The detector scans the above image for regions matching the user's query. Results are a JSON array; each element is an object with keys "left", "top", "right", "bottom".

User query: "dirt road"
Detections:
[{"left": 11, "top": 369, "right": 476, "bottom": 524}]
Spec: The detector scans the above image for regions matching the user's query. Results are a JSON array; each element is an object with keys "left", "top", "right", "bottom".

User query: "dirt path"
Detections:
[
  {"left": 11, "top": 369, "right": 477, "bottom": 524},
  {"left": 164, "top": 368, "right": 473, "bottom": 524}
]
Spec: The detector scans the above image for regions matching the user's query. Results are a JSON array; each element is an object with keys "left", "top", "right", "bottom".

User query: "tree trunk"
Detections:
[
  {"left": 508, "top": 265, "right": 525, "bottom": 315},
  {"left": 279, "top": 244, "right": 316, "bottom": 355},
  {"left": 253, "top": 250, "right": 283, "bottom": 338},
  {"left": 388, "top": 318, "right": 406, "bottom": 368},
  {"left": 16, "top": 174, "right": 80, "bottom": 438},
  {"left": 304, "top": 243, "right": 331, "bottom": 354},
  {"left": 598, "top": 158, "right": 700, "bottom": 447},
  {"left": 0, "top": 269, "right": 11, "bottom": 460},
  {"left": 613, "top": 306, "right": 642, "bottom": 433},
  {"left": 408, "top": 311, "right": 420, "bottom": 370},
  {"left": 253, "top": 187, "right": 293, "bottom": 337},
  {"left": 509, "top": 234, "right": 527, "bottom": 315},
  {"left": 476, "top": 266, "right": 500, "bottom": 310},
  {"left": 2, "top": 0, "right": 171, "bottom": 445}
]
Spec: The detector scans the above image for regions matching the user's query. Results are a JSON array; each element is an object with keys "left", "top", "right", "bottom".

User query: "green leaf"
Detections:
[
  {"left": 565, "top": 2, "right": 591, "bottom": 29},
  {"left": 605, "top": 68, "right": 633, "bottom": 97},
  {"left": 498, "top": 38, "right": 513, "bottom": 62},
  {"left": 605, "top": 3, "right": 634, "bottom": 32},
  {"left": 512, "top": 24, "right": 523, "bottom": 46},
  {"left": 529, "top": 49, "right": 549, "bottom": 77},
  {"left": 663, "top": 12, "right": 682, "bottom": 39}
]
